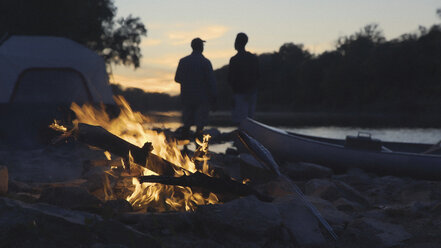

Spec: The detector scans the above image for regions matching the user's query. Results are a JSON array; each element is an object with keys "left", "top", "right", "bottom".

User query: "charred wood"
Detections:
[
  {"left": 139, "top": 172, "right": 273, "bottom": 202},
  {"left": 74, "top": 123, "right": 184, "bottom": 176}
]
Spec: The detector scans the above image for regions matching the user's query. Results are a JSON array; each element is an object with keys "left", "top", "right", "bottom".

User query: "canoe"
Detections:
[{"left": 240, "top": 118, "right": 441, "bottom": 180}]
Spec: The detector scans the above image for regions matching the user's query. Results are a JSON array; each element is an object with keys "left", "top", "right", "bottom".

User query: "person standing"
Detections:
[
  {"left": 175, "top": 37, "right": 217, "bottom": 139},
  {"left": 228, "top": 32, "right": 260, "bottom": 125}
]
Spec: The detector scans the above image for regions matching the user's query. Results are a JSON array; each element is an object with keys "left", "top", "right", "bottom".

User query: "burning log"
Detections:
[
  {"left": 139, "top": 172, "right": 273, "bottom": 202},
  {"left": 52, "top": 120, "right": 272, "bottom": 210},
  {"left": 58, "top": 123, "right": 186, "bottom": 176}
]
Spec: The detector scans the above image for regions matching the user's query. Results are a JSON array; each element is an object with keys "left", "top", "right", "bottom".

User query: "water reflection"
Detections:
[
  {"left": 284, "top": 126, "right": 441, "bottom": 144},
  {"left": 185, "top": 141, "right": 234, "bottom": 154},
  {"left": 147, "top": 120, "right": 441, "bottom": 153}
]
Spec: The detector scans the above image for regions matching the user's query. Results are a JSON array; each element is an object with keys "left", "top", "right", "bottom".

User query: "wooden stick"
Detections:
[
  {"left": 75, "top": 123, "right": 184, "bottom": 176},
  {"left": 53, "top": 123, "right": 272, "bottom": 202},
  {"left": 139, "top": 172, "right": 273, "bottom": 202}
]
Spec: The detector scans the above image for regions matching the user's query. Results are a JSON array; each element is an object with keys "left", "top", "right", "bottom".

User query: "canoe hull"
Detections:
[{"left": 240, "top": 118, "right": 441, "bottom": 180}]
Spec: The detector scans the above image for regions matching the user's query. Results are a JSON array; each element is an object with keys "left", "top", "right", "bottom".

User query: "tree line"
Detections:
[
  {"left": 215, "top": 14, "right": 441, "bottom": 113},
  {"left": 117, "top": 9, "right": 441, "bottom": 114}
]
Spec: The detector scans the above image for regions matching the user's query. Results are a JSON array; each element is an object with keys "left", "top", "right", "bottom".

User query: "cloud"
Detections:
[
  {"left": 112, "top": 72, "right": 180, "bottom": 96},
  {"left": 141, "top": 50, "right": 233, "bottom": 71},
  {"left": 143, "top": 54, "right": 182, "bottom": 68},
  {"left": 111, "top": 24, "right": 232, "bottom": 95},
  {"left": 141, "top": 38, "right": 162, "bottom": 47},
  {"left": 167, "top": 25, "right": 229, "bottom": 45},
  {"left": 204, "top": 49, "right": 234, "bottom": 60}
]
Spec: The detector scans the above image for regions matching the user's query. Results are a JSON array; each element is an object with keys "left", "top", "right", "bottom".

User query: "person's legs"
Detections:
[
  {"left": 232, "top": 94, "right": 249, "bottom": 125},
  {"left": 181, "top": 104, "right": 195, "bottom": 139},
  {"left": 194, "top": 104, "right": 210, "bottom": 139},
  {"left": 247, "top": 91, "right": 257, "bottom": 118}
]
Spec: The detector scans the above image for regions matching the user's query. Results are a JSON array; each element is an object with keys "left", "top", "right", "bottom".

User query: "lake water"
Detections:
[
  {"left": 154, "top": 122, "right": 441, "bottom": 153},
  {"left": 283, "top": 126, "right": 441, "bottom": 144},
  {"left": 212, "top": 126, "right": 441, "bottom": 143}
]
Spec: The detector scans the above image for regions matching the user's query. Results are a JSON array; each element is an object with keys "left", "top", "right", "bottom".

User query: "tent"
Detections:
[
  {"left": 0, "top": 35, "right": 114, "bottom": 104},
  {"left": 0, "top": 36, "right": 115, "bottom": 148}
]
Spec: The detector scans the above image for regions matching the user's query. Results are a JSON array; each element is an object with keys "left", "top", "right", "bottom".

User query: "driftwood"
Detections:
[
  {"left": 139, "top": 172, "right": 273, "bottom": 202},
  {"left": 74, "top": 123, "right": 185, "bottom": 176}
]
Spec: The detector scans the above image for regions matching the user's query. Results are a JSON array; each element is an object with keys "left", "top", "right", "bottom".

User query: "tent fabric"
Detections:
[
  {"left": 0, "top": 35, "right": 114, "bottom": 104},
  {"left": 11, "top": 68, "right": 92, "bottom": 103}
]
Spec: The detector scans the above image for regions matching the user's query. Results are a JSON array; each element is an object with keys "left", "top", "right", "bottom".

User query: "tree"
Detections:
[
  {"left": 0, "top": 0, "right": 146, "bottom": 68},
  {"left": 278, "top": 43, "right": 311, "bottom": 63},
  {"left": 337, "top": 24, "right": 385, "bottom": 58}
]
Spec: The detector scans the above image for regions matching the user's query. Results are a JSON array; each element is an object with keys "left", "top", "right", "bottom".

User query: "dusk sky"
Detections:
[{"left": 112, "top": 0, "right": 440, "bottom": 95}]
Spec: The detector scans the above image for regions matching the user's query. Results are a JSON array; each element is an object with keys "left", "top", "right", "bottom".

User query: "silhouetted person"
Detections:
[
  {"left": 175, "top": 37, "right": 217, "bottom": 139},
  {"left": 228, "top": 32, "right": 260, "bottom": 125}
]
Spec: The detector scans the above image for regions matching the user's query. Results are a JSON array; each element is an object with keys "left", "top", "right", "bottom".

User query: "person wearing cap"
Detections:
[
  {"left": 174, "top": 37, "right": 217, "bottom": 139},
  {"left": 228, "top": 32, "right": 260, "bottom": 125}
]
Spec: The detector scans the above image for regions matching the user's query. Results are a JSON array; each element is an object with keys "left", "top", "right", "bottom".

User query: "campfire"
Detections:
[
  {"left": 50, "top": 96, "right": 249, "bottom": 212},
  {"left": 5, "top": 95, "right": 435, "bottom": 247},
  {"left": 13, "top": 96, "right": 424, "bottom": 247}
]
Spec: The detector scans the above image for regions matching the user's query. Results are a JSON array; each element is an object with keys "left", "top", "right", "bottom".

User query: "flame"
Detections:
[
  {"left": 193, "top": 134, "right": 213, "bottom": 174},
  {"left": 49, "top": 120, "right": 67, "bottom": 132},
  {"left": 70, "top": 96, "right": 219, "bottom": 211},
  {"left": 104, "top": 151, "right": 112, "bottom": 160},
  {"left": 242, "top": 178, "right": 251, "bottom": 184}
]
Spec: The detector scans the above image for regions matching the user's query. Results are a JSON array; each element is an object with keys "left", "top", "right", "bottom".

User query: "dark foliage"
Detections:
[
  {"left": 114, "top": 18, "right": 441, "bottom": 114},
  {"left": 215, "top": 14, "right": 441, "bottom": 113},
  {"left": 111, "top": 84, "right": 180, "bottom": 111},
  {"left": 0, "top": 0, "right": 146, "bottom": 68},
  {"left": 81, "top": 8, "right": 441, "bottom": 116}
]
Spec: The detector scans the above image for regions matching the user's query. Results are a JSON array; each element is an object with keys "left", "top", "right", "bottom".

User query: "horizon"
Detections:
[{"left": 112, "top": 0, "right": 440, "bottom": 96}]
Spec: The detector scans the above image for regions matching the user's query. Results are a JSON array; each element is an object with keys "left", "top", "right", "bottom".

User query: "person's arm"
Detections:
[
  {"left": 254, "top": 54, "right": 260, "bottom": 80},
  {"left": 174, "top": 59, "right": 183, "bottom": 84},
  {"left": 228, "top": 57, "right": 235, "bottom": 88},
  {"left": 205, "top": 60, "right": 218, "bottom": 111},
  {"left": 206, "top": 60, "right": 217, "bottom": 97}
]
